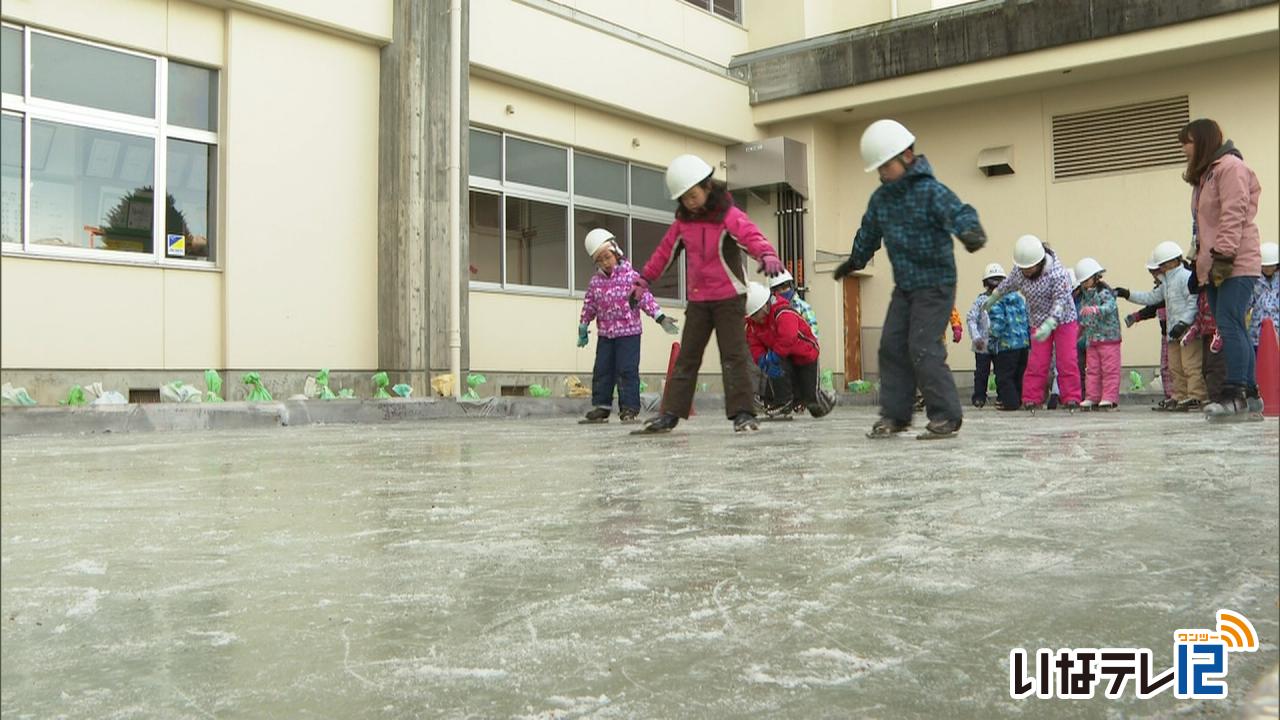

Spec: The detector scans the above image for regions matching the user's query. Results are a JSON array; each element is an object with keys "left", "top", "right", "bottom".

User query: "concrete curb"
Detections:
[{"left": 0, "top": 391, "right": 1172, "bottom": 437}]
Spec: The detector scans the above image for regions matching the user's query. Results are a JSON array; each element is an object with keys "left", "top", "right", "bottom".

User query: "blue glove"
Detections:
[
  {"left": 759, "top": 350, "right": 784, "bottom": 379},
  {"left": 577, "top": 323, "right": 590, "bottom": 348}
]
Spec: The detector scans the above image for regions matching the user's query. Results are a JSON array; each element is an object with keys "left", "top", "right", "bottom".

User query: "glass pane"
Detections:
[
  {"left": 1, "top": 114, "right": 21, "bottom": 243},
  {"left": 630, "top": 165, "right": 675, "bottom": 212},
  {"left": 468, "top": 190, "right": 501, "bottom": 283},
  {"left": 30, "top": 119, "right": 154, "bottom": 253},
  {"left": 31, "top": 33, "right": 155, "bottom": 118},
  {"left": 1, "top": 27, "right": 21, "bottom": 96},
  {"left": 573, "top": 153, "right": 626, "bottom": 204},
  {"left": 633, "top": 219, "right": 679, "bottom": 300},
  {"left": 168, "top": 62, "right": 217, "bottom": 131},
  {"left": 166, "top": 139, "right": 214, "bottom": 260},
  {"left": 572, "top": 209, "right": 627, "bottom": 293},
  {"left": 504, "top": 196, "right": 566, "bottom": 288},
  {"left": 712, "top": 0, "right": 740, "bottom": 21},
  {"left": 506, "top": 137, "right": 566, "bottom": 191},
  {"left": 469, "top": 129, "right": 499, "bottom": 180}
]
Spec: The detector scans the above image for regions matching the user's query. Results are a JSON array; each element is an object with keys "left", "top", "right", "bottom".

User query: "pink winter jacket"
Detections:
[
  {"left": 1194, "top": 152, "right": 1262, "bottom": 284},
  {"left": 640, "top": 203, "right": 778, "bottom": 303}
]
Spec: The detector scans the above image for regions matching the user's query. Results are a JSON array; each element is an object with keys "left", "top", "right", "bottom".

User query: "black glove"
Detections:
[
  {"left": 958, "top": 228, "right": 987, "bottom": 254},
  {"left": 1169, "top": 321, "right": 1189, "bottom": 340},
  {"left": 1114, "top": 287, "right": 1129, "bottom": 300},
  {"left": 833, "top": 257, "right": 862, "bottom": 281}
]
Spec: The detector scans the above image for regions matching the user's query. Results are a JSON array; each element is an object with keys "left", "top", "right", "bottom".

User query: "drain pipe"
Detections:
[{"left": 447, "top": 0, "right": 462, "bottom": 400}]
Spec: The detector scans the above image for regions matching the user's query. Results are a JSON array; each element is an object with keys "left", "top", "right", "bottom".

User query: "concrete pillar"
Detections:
[{"left": 378, "top": 0, "right": 470, "bottom": 392}]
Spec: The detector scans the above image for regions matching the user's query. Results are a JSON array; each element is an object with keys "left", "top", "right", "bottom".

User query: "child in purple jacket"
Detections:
[{"left": 578, "top": 229, "right": 679, "bottom": 424}]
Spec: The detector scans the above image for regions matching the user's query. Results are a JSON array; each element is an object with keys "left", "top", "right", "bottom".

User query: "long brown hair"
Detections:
[
  {"left": 675, "top": 178, "right": 733, "bottom": 222},
  {"left": 1178, "top": 118, "right": 1223, "bottom": 186}
]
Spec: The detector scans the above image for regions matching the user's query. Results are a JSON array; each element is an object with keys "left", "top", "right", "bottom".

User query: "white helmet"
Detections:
[
  {"left": 860, "top": 119, "right": 916, "bottom": 173},
  {"left": 1067, "top": 269, "right": 1080, "bottom": 290},
  {"left": 1074, "top": 257, "right": 1104, "bottom": 286},
  {"left": 745, "top": 282, "right": 772, "bottom": 317},
  {"left": 665, "top": 154, "right": 714, "bottom": 200},
  {"left": 982, "top": 262, "right": 1007, "bottom": 280},
  {"left": 583, "top": 228, "right": 618, "bottom": 257},
  {"left": 1149, "top": 241, "right": 1184, "bottom": 268},
  {"left": 1012, "top": 234, "right": 1046, "bottom": 269},
  {"left": 768, "top": 268, "right": 793, "bottom": 288},
  {"left": 1262, "top": 242, "right": 1279, "bottom": 267}
]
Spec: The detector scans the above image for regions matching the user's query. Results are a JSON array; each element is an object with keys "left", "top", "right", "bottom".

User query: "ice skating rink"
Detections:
[{"left": 2, "top": 407, "right": 1277, "bottom": 718}]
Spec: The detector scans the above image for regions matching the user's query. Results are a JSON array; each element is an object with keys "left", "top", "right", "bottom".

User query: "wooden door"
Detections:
[{"left": 843, "top": 276, "right": 862, "bottom": 382}]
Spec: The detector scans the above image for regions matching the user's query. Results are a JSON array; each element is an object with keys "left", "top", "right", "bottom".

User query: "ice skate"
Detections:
[
  {"left": 917, "top": 417, "right": 961, "bottom": 440},
  {"left": 733, "top": 412, "right": 760, "bottom": 432},
  {"left": 631, "top": 413, "right": 678, "bottom": 435},
  {"left": 578, "top": 407, "right": 610, "bottom": 424},
  {"left": 618, "top": 408, "right": 640, "bottom": 424},
  {"left": 867, "top": 417, "right": 910, "bottom": 439}
]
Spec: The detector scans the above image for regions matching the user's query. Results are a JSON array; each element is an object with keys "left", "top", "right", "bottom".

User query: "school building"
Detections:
[{"left": 2, "top": 0, "right": 1277, "bottom": 403}]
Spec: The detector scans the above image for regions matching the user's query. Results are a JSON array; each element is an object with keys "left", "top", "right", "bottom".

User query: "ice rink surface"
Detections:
[{"left": 2, "top": 406, "right": 1277, "bottom": 719}]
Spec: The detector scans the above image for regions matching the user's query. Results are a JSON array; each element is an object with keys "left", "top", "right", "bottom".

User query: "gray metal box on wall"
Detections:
[{"left": 726, "top": 137, "right": 808, "bottom": 199}]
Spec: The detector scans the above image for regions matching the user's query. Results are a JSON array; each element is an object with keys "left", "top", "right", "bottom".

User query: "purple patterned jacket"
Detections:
[{"left": 580, "top": 259, "right": 663, "bottom": 338}]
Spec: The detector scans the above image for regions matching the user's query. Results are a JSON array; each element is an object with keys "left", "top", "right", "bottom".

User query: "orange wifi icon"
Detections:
[{"left": 1216, "top": 610, "right": 1258, "bottom": 652}]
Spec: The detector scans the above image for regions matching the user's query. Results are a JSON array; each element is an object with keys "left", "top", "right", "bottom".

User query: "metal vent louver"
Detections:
[{"left": 1052, "top": 96, "right": 1189, "bottom": 180}]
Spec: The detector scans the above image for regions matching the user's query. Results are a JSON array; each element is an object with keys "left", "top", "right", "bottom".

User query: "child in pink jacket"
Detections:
[
  {"left": 577, "top": 228, "right": 679, "bottom": 424},
  {"left": 631, "top": 155, "right": 784, "bottom": 434}
]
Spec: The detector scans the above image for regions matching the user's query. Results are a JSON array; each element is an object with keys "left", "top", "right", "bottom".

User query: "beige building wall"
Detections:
[
  {"left": 815, "top": 48, "right": 1279, "bottom": 375},
  {"left": 1, "top": 0, "right": 388, "bottom": 378}
]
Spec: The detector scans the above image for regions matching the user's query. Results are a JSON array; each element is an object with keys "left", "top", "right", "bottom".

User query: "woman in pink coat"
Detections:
[
  {"left": 631, "top": 155, "right": 785, "bottom": 434},
  {"left": 1180, "top": 119, "right": 1263, "bottom": 421}
]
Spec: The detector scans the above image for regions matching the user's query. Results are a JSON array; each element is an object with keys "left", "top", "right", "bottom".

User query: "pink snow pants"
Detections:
[
  {"left": 1085, "top": 340, "right": 1122, "bottom": 404},
  {"left": 1023, "top": 320, "right": 1082, "bottom": 405}
]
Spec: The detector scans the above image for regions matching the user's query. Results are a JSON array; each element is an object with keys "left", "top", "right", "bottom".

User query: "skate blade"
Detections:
[
  {"left": 630, "top": 426, "right": 672, "bottom": 435},
  {"left": 619, "top": 417, "right": 640, "bottom": 425},
  {"left": 761, "top": 415, "right": 794, "bottom": 422},
  {"left": 578, "top": 418, "right": 609, "bottom": 425}
]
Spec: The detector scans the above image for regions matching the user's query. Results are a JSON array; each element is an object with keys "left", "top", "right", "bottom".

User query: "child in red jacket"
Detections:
[{"left": 744, "top": 282, "right": 834, "bottom": 419}]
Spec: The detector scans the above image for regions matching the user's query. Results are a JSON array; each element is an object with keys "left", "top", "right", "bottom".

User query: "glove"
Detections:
[
  {"left": 1210, "top": 254, "right": 1234, "bottom": 287},
  {"left": 630, "top": 276, "right": 650, "bottom": 304},
  {"left": 1114, "top": 287, "right": 1130, "bottom": 300},
  {"left": 1210, "top": 332, "right": 1223, "bottom": 353},
  {"left": 957, "top": 228, "right": 986, "bottom": 254},
  {"left": 832, "top": 257, "right": 862, "bottom": 281},
  {"left": 758, "top": 253, "right": 785, "bottom": 278},
  {"left": 657, "top": 314, "right": 679, "bottom": 335},
  {"left": 982, "top": 291, "right": 1004, "bottom": 312},
  {"left": 1168, "top": 321, "right": 1189, "bottom": 340},
  {"left": 1124, "top": 313, "right": 1138, "bottom": 328},
  {"left": 1078, "top": 306, "right": 1099, "bottom": 317},
  {"left": 759, "top": 350, "right": 784, "bottom": 379},
  {"left": 974, "top": 338, "right": 988, "bottom": 354},
  {"left": 1033, "top": 317, "right": 1058, "bottom": 342},
  {"left": 951, "top": 325, "right": 963, "bottom": 343},
  {"left": 577, "top": 323, "right": 590, "bottom": 348}
]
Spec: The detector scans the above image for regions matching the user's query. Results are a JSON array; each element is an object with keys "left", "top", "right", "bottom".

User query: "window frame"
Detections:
[
  {"left": 680, "top": 0, "right": 743, "bottom": 25},
  {"left": 467, "top": 126, "right": 683, "bottom": 304},
  {"left": 0, "top": 23, "right": 221, "bottom": 271}
]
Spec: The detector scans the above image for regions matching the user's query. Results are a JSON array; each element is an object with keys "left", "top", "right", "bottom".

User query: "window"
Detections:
[
  {"left": 0, "top": 24, "right": 219, "bottom": 265},
  {"left": 468, "top": 128, "right": 681, "bottom": 300},
  {"left": 681, "top": 0, "right": 741, "bottom": 23}
]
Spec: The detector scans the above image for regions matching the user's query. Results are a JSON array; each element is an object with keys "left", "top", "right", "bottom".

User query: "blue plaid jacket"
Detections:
[
  {"left": 987, "top": 292, "right": 1031, "bottom": 352},
  {"left": 846, "top": 156, "right": 983, "bottom": 291}
]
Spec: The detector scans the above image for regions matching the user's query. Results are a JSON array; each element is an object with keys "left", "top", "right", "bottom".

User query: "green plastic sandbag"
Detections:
[
  {"left": 1129, "top": 370, "right": 1144, "bottom": 392},
  {"left": 847, "top": 379, "right": 873, "bottom": 394},
  {"left": 372, "top": 371, "right": 391, "bottom": 399},
  {"left": 315, "top": 368, "right": 337, "bottom": 400},
  {"left": 242, "top": 372, "right": 273, "bottom": 402},
  {"left": 638, "top": 380, "right": 648, "bottom": 393},
  {"left": 337, "top": 388, "right": 356, "bottom": 399},
  {"left": 392, "top": 383, "right": 413, "bottom": 398},
  {"left": 528, "top": 384, "right": 551, "bottom": 397},
  {"left": 204, "top": 369, "right": 224, "bottom": 403},
  {"left": 61, "top": 385, "right": 87, "bottom": 406},
  {"left": 462, "top": 373, "right": 486, "bottom": 400},
  {"left": 820, "top": 369, "right": 835, "bottom": 391},
  {"left": 988, "top": 374, "right": 997, "bottom": 393}
]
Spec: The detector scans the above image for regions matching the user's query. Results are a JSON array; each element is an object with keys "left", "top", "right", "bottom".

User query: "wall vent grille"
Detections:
[{"left": 1052, "top": 96, "right": 1189, "bottom": 180}]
